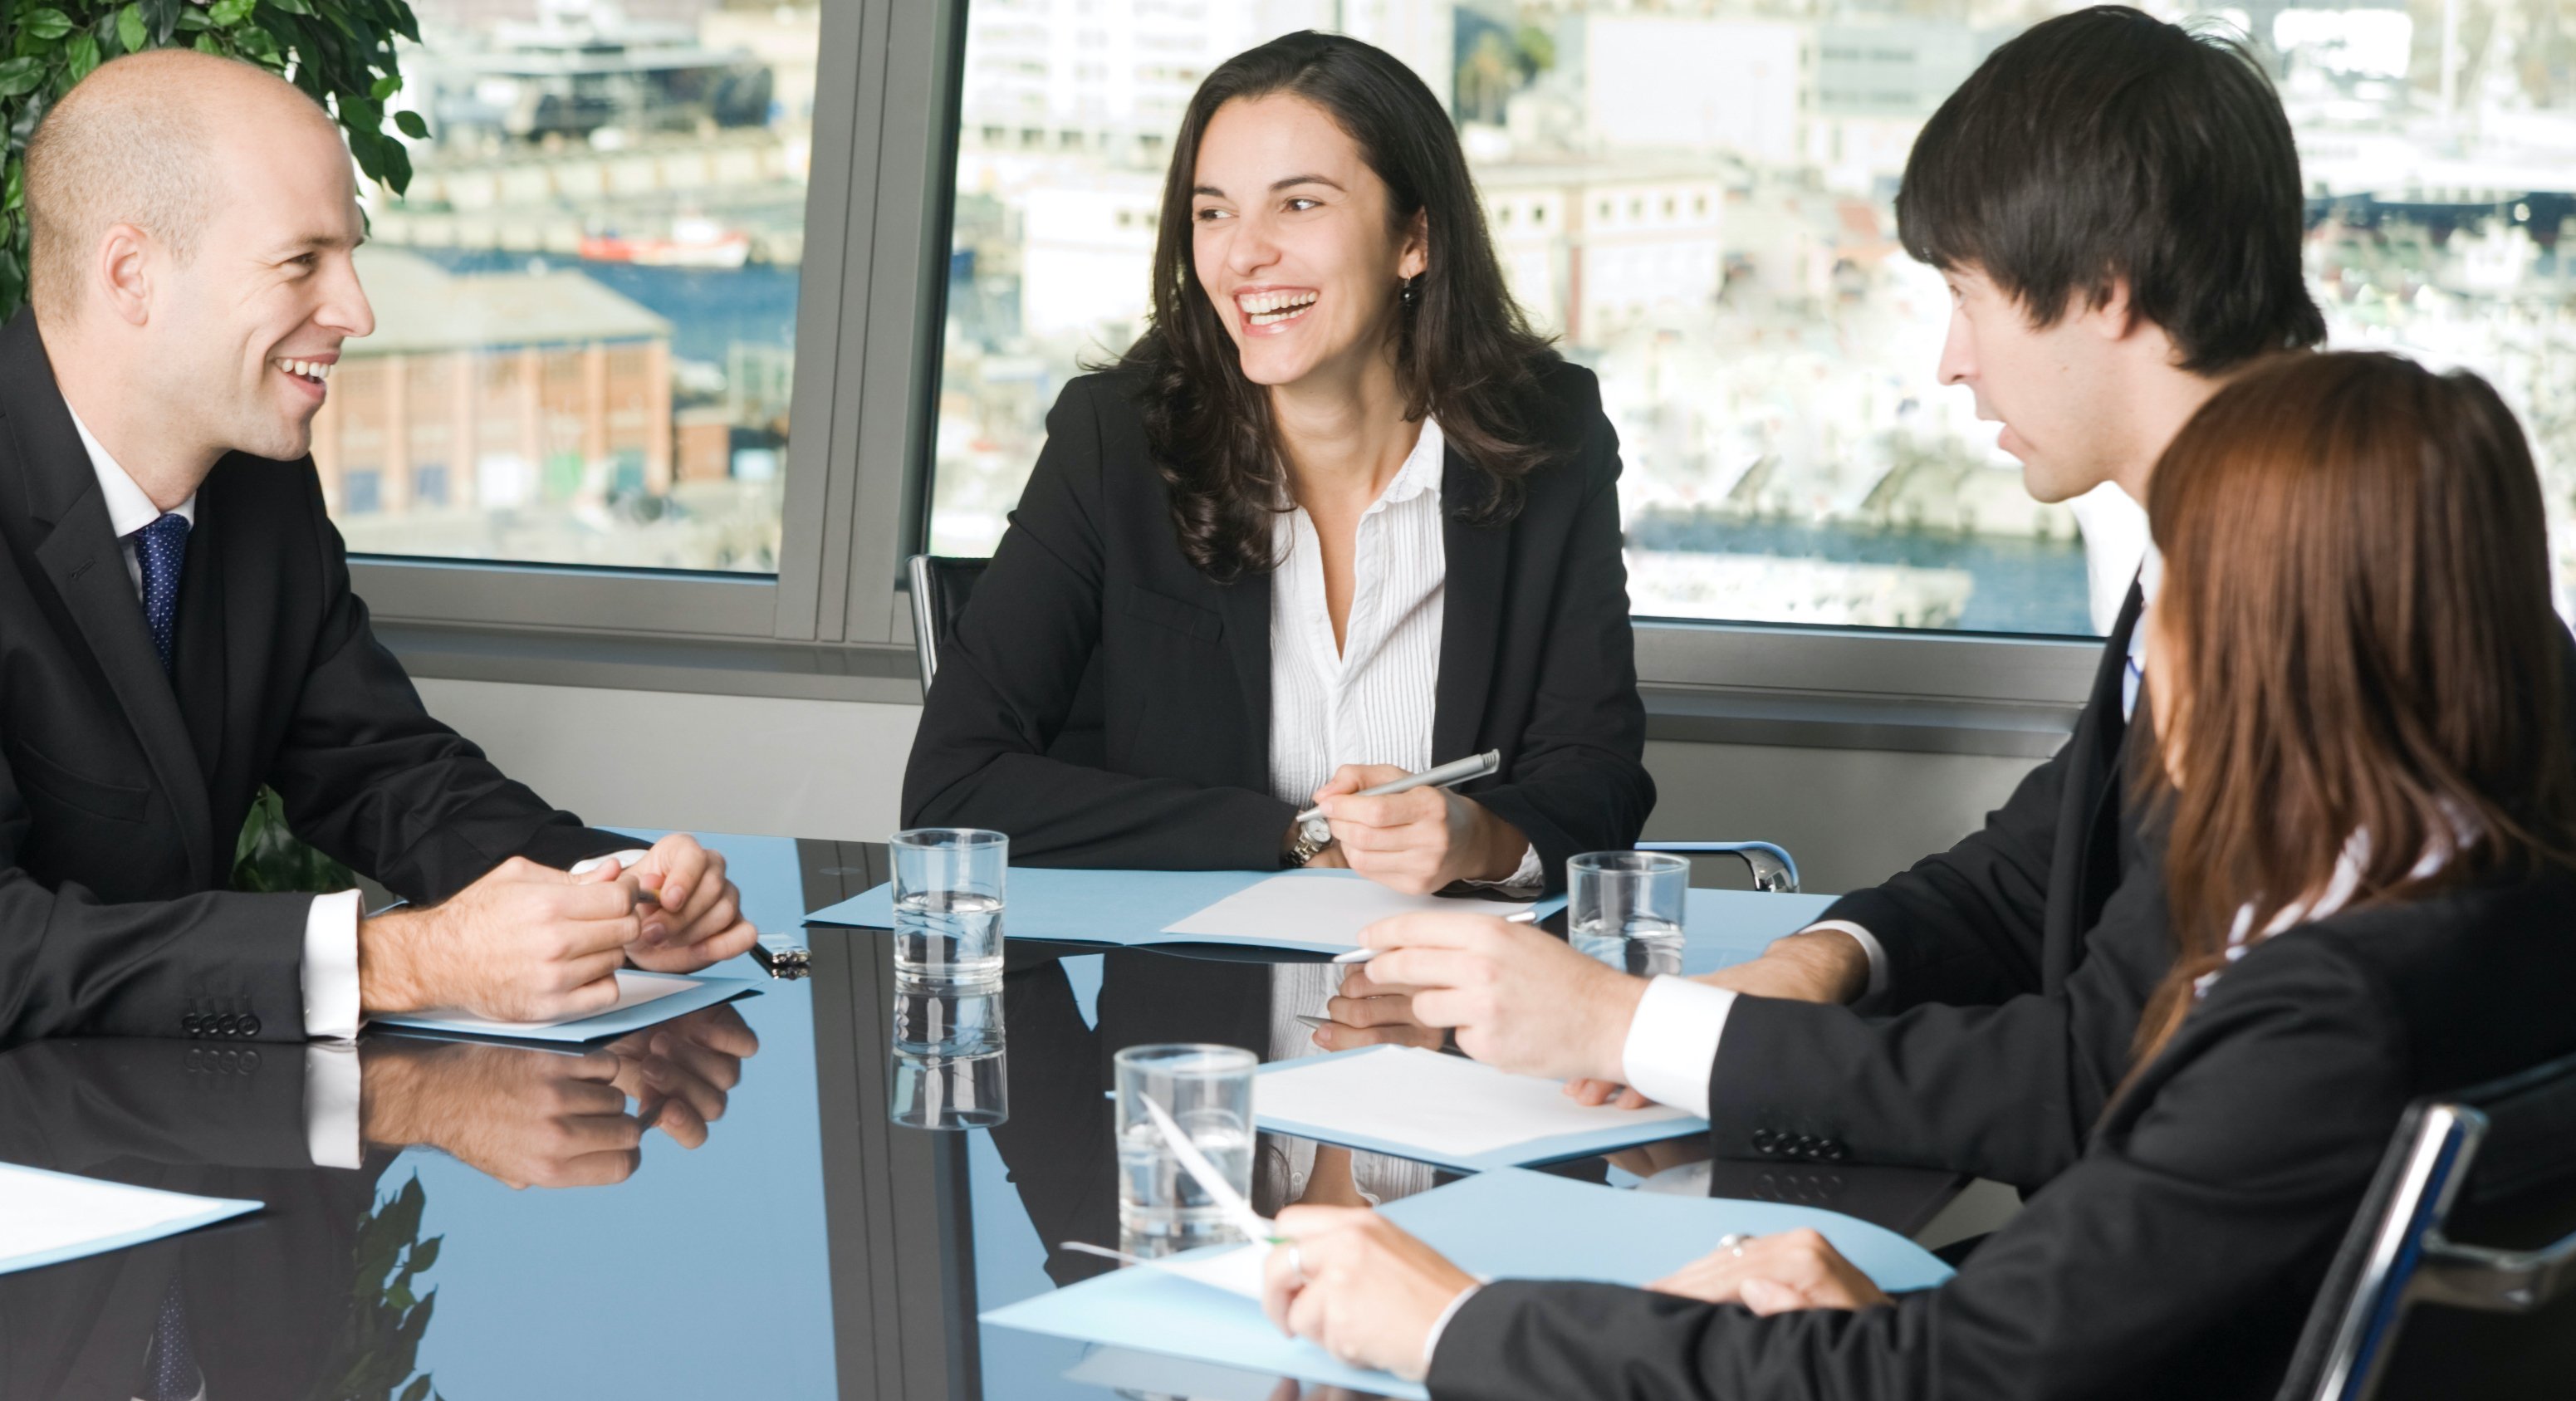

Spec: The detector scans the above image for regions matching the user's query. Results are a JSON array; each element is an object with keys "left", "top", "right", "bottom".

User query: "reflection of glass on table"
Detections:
[
  {"left": 1569, "top": 850, "right": 1688, "bottom": 977},
  {"left": 1114, "top": 1044, "right": 1256, "bottom": 1251},
  {"left": 890, "top": 979, "right": 1008, "bottom": 1129}
]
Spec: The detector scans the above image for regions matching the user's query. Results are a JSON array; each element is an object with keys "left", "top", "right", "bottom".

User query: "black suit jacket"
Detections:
[
  {"left": 0, "top": 1037, "right": 384, "bottom": 1401},
  {"left": 1700, "top": 585, "right": 2148, "bottom": 1186},
  {"left": 0, "top": 312, "right": 632, "bottom": 1046},
  {"left": 901, "top": 360, "right": 1653, "bottom": 889},
  {"left": 1430, "top": 865, "right": 2576, "bottom": 1401}
]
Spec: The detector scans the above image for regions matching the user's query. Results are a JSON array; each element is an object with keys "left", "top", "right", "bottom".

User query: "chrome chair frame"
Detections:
[
  {"left": 2288, "top": 1052, "right": 2576, "bottom": 1400},
  {"left": 1638, "top": 840, "right": 1800, "bottom": 894}
]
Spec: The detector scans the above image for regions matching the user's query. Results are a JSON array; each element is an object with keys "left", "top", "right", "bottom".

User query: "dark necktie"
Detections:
[
  {"left": 133, "top": 512, "right": 190, "bottom": 677},
  {"left": 144, "top": 1274, "right": 203, "bottom": 1401}
]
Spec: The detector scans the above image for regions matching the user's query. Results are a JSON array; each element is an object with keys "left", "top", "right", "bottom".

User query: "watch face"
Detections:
[{"left": 1301, "top": 816, "right": 1333, "bottom": 845}]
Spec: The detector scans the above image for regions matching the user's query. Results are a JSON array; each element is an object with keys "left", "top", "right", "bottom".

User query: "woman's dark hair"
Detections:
[
  {"left": 1115, "top": 31, "right": 1558, "bottom": 582},
  {"left": 1896, "top": 6, "right": 2326, "bottom": 374},
  {"left": 2128, "top": 352, "right": 2576, "bottom": 1069}
]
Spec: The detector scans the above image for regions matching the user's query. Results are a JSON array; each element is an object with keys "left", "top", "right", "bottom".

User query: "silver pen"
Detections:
[
  {"left": 1330, "top": 907, "right": 1540, "bottom": 964},
  {"left": 1293, "top": 749, "right": 1502, "bottom": 827}
]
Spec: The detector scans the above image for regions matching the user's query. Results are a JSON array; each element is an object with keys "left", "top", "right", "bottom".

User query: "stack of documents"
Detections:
[
  {"left": 0, "top": 1163, "right": 262, "bottom": 1275},
  {"left": 984, "top": 1166, "right": 1956, "bottom": 1399},
  {"left": 808, "top": 867, "right": 1556, "bottom": 955},
  {"left": 370, "top": 969, "right": 758, "bottom": 1043},
  {"left": 1254, "top": 1045, "right": 1707, "bottom": 1172}
]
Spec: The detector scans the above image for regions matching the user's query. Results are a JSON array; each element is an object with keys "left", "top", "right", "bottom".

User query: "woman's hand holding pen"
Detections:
[{"left": 1307, "top": 764, "right": 1530, "bottom": 894}]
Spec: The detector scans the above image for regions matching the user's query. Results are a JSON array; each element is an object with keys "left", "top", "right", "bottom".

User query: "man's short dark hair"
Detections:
[{"left": 1896, "top": 5, "right": 2325, "bottom": 374}]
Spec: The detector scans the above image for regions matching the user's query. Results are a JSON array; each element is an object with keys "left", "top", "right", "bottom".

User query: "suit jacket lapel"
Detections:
[
  {"left": 1434, "top": 448, "right": 1507, "bottom": 764},
  {"left": 1213, "top": 568, "right": 1273, "bottom": 793},
  {"left": 2042, "top": 577, "right": 2146, "bottom": 987},
  {"left": 5, "top": 313, "right": 218, "bottom": 883}
]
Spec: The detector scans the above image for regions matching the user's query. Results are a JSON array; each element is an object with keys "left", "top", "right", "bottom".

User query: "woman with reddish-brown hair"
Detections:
[{"left": 1253, "top": 351, "right": 2576, "bottom": 1400}]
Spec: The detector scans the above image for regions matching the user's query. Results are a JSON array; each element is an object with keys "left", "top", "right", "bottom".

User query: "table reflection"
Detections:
[{"left": 0, "top": 1003, "right": 763, "bottom": 1401}]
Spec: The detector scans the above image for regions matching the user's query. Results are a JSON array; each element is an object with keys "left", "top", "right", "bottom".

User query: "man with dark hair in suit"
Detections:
[
  {"left": 0, "top": 48, "right": 758, "bottom": 1051},
  {"left": 1317, "top": 7, "right": 2324, "bottom": 1190}
]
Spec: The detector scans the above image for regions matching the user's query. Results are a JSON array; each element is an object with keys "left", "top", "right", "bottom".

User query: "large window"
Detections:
[
  {"left": 922, "top": 1, "right": 2576, "bottom": 638},
  {"left": 323, "top": 0, "right": 821, "bottom": 573}
]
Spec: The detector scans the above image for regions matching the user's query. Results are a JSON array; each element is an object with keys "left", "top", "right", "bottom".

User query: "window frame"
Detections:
[{"left": 377, "top": 0, "right": 2107, "bottom": 757}]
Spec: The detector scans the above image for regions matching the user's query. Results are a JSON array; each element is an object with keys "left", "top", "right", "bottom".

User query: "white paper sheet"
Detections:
[
  {"left": 1162, "top": 875, "right": 1540, "bottom": 949},
  {"left": 1147, "top": 1242, "right": 1267, "bottom": 1299},
  {"left": 0, "top": 1163, "right": 262, "bottom": 1274},
  {"left": 1257, "top": 1046, "right": 1696, "bottom": 1159},
  {"left": 383, "top": 970, "right": 698, "bottom": 1035}
]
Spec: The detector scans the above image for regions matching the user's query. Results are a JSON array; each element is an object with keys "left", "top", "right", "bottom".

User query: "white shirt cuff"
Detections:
[
  {"left": 302, "top": 1041, "right": 363, "bottom": 1169},
  {"left": 1464, "top": 843, "right": 1545, "bottom": 894},
  {"left": 1801, "top": 919, "right": 1889, "bottom": 1001},
  {"left": 1420, "top": 1281, "right": 1483, "bottom": 1374},
  {"left": 301, "top": 889, "right": 363, "bottom": 1040},
  {"left": 1618, "top": 974, "right": 1736, "bottom": 1119}
]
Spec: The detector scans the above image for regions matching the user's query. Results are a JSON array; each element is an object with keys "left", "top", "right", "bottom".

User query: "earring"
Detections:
[{"left": 1401, "top": 276, "right": 1418, "bottom": 306}]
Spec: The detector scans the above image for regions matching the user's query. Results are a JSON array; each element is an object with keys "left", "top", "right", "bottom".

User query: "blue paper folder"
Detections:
[
  {"left": 1253, "top": 1044, "right": 1712, "bottom": 1172},
  {"left": 0, "top": 1163, "right": 262, "bottom": 1276},
  {"left": 983, "top": 1165, "right": 1955, "bottom": 1399},
  {"left": 805, "top": 867, "right": 1565, "bottom": 954},
  {"left": 368, "top": 972, "right": 759, "bottom": 1043},
  {"left": 806, "top": 868, "right": 1833, "bottom": 963}
]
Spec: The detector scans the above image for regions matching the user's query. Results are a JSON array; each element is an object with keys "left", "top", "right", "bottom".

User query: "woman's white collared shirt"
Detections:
[{"left": 1265, "top": 415, "right": 1452, "bottom": 811}]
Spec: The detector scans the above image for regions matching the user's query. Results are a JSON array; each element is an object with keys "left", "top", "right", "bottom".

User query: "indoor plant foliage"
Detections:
[{"left": 0, "top": 0, "right": 425, "bottom": 319}]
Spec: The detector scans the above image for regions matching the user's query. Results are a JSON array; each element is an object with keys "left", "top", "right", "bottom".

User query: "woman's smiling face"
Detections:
[{"left": 1188, "top": 93, "right": 1426, "bottom": 391}]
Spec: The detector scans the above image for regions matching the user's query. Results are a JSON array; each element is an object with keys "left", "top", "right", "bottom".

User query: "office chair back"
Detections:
[
  {"left": 2278, "top": 1047, "right": 2576, "bottom": 1401},
  {"left": 908, "top": 554, "right": 989, "bottom": 698}
]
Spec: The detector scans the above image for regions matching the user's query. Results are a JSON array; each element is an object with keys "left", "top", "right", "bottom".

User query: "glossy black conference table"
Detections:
[{"left": 0, "top": 832, "right": 1965, "bottom": 1401}]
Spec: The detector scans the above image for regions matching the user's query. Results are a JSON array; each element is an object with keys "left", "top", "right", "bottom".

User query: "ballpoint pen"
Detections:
[
  {"left": 1330, "top": 907, "right": 1540, "bottom": 964},
  {"left": 1293, "top": 749, "right": 1502, "bottom": 828},
  {"left": 1136, "top": 1093, "right": 1286, "bottom": 1246}
]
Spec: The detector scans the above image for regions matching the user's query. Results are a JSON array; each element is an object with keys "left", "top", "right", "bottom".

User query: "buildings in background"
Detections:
[
  {"left": 339, "top": 0, "right": 810, "bottom": 571},
  {"left": 933, "top": 0, "right": 2576, "bottom": 632}
]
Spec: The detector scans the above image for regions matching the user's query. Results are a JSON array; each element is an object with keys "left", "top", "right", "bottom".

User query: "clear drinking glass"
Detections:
[
  {"left": 1568, "top": 850, "right": 1689, "bottom": 977},
  {"left": 889, "top": 981, "right": 1008, "bottom": 1129},
  {"left": 890, "top": 828, "right": 1007, "bottom": 984},
  {"left": 1114, "top": 1043, "right": 1257, "bottom": 1247}
]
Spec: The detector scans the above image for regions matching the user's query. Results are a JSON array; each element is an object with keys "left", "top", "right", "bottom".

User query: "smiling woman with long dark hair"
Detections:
[{"left": 903, "top": 30, "right": 1652, "bottom": 895}]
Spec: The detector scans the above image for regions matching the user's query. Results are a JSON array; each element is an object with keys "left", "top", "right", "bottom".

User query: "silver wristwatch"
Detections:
[{"left": 1281, "top": 814, "right": 1334, "bottom": 868}]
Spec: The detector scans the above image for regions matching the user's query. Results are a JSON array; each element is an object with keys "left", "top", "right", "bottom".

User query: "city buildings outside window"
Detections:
[
  {"left": 925, "top": 1, "right": 2576, "bottom": 638},
  {"left": 326, "top": 0, "right": 818, "bottom": 574}
]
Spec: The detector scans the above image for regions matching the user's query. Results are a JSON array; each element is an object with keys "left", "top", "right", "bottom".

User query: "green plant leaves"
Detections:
[{"left": 0, "top": 0, "right": 422, "bottom": 322}]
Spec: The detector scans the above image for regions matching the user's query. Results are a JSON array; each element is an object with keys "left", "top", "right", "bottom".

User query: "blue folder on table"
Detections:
[
  {"left": 1252, "top": 1044, "right": 1711, "bottom": 1173},
  {"left": 984, "top": 1165, "right": 1955, "bottom": 1399},
  {"left": 0, "top": 1163, "right": 262, "bottom": 1276},
  {"left": 806, "top": 867, "right": 1834, "bottom": 961},
  {"left": 368, "top": 971, "right": 759, "bottom": 1043}
]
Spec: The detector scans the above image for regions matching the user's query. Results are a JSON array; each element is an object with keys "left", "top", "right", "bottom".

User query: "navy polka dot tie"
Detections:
[
  {"left": 146, "top": 1275, "right": 201, "bottom": 1401},
  {"left": 133, "top": 512, "right": 189, "bottom": 678}
]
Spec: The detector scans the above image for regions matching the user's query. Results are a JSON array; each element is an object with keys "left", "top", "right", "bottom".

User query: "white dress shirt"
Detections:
[
  {"left": 69, "top": 406, "right": 370, "bottom": 1163},
  {"left": 1259, "top": 415, "right": 1535, "bottom": 1207},
  {"left": 1619, "top": 556, "right": 2167, "bottom": 1118}
]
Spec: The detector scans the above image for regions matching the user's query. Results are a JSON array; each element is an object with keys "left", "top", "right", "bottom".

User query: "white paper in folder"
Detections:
[{"left": 1162, "top": 874, "right": 1542, "bottom": 950}]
